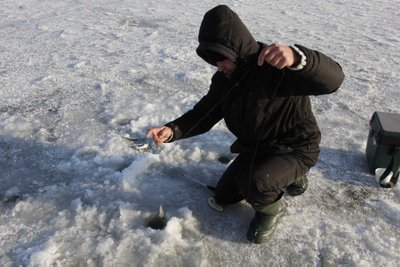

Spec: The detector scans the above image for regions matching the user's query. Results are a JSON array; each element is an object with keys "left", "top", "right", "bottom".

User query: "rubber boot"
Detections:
[
  {"left": 286, "top": 175, "right": 308, "bottom": 196},
  {"left": 247, "top": 198, "right": 284, "bottom": 244}
]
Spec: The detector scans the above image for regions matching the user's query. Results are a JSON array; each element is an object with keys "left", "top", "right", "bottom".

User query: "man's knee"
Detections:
[
  {"left": 253, "top": 155, "right": 308, "bottom": 191},
  {"left": 243, "top": 155, "right": 307, "bottom": 206},
  {"left": 245, "top": 183, "right": 282, "bottom": 207}
]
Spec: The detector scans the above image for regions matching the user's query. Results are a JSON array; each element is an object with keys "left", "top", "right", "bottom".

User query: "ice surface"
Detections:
[{"left": 1, "top": 0, "right": 400, "bottom": 266}]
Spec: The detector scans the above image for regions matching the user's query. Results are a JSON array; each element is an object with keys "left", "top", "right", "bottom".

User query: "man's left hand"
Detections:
[{"left": 257, "top": 43, "right": 299, "bottom": 69}]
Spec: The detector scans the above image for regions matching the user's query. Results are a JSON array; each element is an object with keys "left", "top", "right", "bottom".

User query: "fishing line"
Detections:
[
  {"left": 180, "top": 174, "right": 216, "bottom": 191},
  {"left": 180, "top": 65, "right": 255, "bottom": 140},
  {"left": 164, "top": 66, "right": 256, "bottom": 195},
  {"left": 173, "top": 63, "right": 284, "bottom": 202},
  {"left": 172, "top": 65, "right": 255, "bottom": 192}
]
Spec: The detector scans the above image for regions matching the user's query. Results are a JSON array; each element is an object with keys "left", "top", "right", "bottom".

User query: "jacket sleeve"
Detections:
[
  {"left": 165, "top": 74, "right": 224, "bottom": 141},
  {"left": 281, "top": 44, "right": 345, "bottom": 96}
]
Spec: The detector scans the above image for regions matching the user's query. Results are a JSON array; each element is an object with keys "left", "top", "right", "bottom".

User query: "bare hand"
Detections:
[
  {"left": 257, "top": 43, "right": 298, "bottom": 69},
  {"left": 146, "top": 126, "right": 172, "bottom": 145}
]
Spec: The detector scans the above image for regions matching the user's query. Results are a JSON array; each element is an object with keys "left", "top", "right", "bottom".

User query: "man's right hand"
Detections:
[{"left": 146, "top": 126, "right": 173, "bottom": 145}]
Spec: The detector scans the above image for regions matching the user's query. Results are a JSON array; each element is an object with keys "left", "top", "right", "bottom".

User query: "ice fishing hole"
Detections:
[
  {"left": 146, "top": 215, "right": 166, "bottom": 230},
  {"left": 145, "top": 205, "right": 166, "bottom": 230}
]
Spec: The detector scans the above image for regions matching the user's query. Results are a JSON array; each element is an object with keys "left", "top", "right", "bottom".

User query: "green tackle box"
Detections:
[{"left": 366, "top": 111, "right": 400, "bottom": 174}]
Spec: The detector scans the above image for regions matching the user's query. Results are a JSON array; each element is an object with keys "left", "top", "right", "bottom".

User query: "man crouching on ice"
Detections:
[{"left": 146, "top": 5, "right": 344, "bottom": 244}]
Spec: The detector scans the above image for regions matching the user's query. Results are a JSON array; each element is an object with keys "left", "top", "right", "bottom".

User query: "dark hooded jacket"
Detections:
[{"left": 166, "top": 5, "right": 344, "bottom": 167}]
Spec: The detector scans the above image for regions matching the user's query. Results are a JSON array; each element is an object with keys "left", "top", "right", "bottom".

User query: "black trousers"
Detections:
[{"left": 214, "top": 149, "right": 317, "bottom": 207}]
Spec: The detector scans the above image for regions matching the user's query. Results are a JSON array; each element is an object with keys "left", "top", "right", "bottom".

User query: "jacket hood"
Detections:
[{"left": 196, "top": 5, "right": 259, "bottom": 66}]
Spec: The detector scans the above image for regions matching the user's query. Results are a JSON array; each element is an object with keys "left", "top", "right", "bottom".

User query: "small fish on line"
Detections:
[{"left": 121, "top": 134, "right": 150, "bottom": 151}]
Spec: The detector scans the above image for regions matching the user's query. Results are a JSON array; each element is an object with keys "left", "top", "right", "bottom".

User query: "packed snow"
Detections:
[{"left": 1, "top": 0, "right": 399, "bottom": 266}]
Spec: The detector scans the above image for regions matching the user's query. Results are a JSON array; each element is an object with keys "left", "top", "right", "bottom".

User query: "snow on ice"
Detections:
[{"left": 1, "top": 0, "right": 399, "bottom": 266}]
